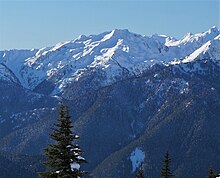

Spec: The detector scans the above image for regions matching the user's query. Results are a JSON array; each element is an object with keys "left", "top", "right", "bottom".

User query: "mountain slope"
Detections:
[
  {"left": 0, "top": 27, "right": 219, "bottom": 178},
  {"left": 92, "top": 60, "right": 220, "bottom": 178}
]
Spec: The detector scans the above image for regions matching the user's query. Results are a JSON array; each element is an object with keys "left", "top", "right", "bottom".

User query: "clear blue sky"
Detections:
[{"left": 0, "top": 0, "right": 219, "bottom": 50}]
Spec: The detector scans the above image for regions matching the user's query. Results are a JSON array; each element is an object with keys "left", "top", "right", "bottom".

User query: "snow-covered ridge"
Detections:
[
  {"left": 0, "top": 27, "right": 219, "bottom": 93},
  {"left": 166, "top": 26, "right": 219, "bottom": 46},
  {"left": 183, "top": 34, "right": 220, "bottom": 63}
]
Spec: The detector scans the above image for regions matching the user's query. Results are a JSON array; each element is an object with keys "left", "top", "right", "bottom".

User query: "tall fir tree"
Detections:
[
  {"left": 207, "top": 166, "right": 216, "bottom": 178},
  {"left": 136, "top": 162, "right": 144, "bottom": 178},
  {"left": 161, "top": 151, "right": 174, "bottom": 178},
  {"left": 39, "top": 104, "right": 87, "bottom": 178}
]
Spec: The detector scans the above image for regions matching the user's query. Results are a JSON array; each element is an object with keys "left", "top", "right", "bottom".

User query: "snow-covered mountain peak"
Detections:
[
  {"left": 208, "top": 25, "right": 219, "bottom": 34},
  {"left": 75, "top": 34, "right": 88, "bottom": 41},
  {"left": 197, "top": 26, "right": 220, "bottom": 41},
  {"left": 0, "top": 27, "right": 219, "bottom": 93},
  {"left": 109, "top": 29, "right": 130, "bottom": 37},
  {"left": 17, "top": 29, "right": 169, "bottom": 90}
]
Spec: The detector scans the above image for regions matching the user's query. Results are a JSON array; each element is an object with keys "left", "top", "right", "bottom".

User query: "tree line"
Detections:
[
  {"left": 39, "top": 104, "right": 220, "bottom": 178},
  {"left": 135, "top": 153, "right": 219, "bottom": 178}
]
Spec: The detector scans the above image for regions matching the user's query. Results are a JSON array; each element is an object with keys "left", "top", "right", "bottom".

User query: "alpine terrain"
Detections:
[{"left": 0, "top": 26, "right": 220, "bottom": 178}]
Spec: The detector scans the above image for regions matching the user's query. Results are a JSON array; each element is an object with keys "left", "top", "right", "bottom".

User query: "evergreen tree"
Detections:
[
  {"left": 39, "top": 104, "right": 87, "bottom": 178},
  {"left": 207, "top": 166, "right": 216, "bottom": 178},
  {"left": 136, "top": 162, "right": 144, "bottom": 178},
  {"left": 161, "top": 151, "right": 174, "bottom": 178}
]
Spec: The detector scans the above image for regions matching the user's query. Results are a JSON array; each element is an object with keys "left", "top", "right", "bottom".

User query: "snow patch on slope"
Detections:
[
  {"left": 130, "top": 147, "right": 145, "bottom": 172},
  {"left": 182, "top": 41, "right": 212, "bottom": 63}
]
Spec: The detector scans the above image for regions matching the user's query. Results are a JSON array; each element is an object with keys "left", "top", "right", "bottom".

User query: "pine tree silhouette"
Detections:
[
  {"left": 161, "top": 151, "right": 174, "bottom": 178},
  {"left": 207, "top": 166, "right": 216, "bottom": 178},
  {"left": 39, "top": 104, "right": 87, "bottom": 178},
  {"left": 136, "top": 162, "right": 144, "bottom": 178}
]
